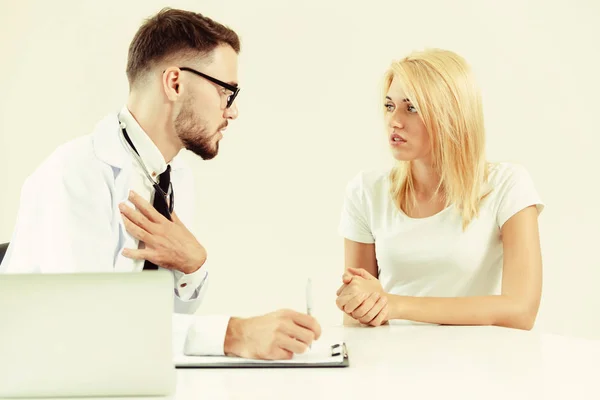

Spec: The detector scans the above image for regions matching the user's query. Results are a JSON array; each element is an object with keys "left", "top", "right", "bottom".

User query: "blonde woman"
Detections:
[{"left": 335, "top": 49, "right": 544, "bottom": 330}]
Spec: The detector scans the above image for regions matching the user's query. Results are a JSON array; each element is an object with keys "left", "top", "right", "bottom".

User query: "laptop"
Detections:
[{"left": 0, "top": 271, "right": 176, "bottom": 398}]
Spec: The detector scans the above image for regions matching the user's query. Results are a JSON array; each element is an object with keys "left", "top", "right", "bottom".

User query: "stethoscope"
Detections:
[{"left": 118, "top": 118, "right": 174, "bottom": 220}]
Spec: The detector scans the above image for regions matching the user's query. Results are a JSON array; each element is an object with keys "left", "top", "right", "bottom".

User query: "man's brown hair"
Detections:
[{"left": 126, "top": 8, "right": 240, "bottom": 87}]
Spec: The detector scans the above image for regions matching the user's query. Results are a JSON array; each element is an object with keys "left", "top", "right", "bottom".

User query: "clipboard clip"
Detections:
[{"left": 330, "top": 343, "right": 348, "bottom": 358}]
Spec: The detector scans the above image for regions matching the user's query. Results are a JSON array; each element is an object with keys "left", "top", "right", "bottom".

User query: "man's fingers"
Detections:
[
  {"left": 121, "top": 213, "right": 151, "bottom": 243},
  {"left": 119, "top": 203, "right": 156, "bottom": 234},
  {"left": 122, "top": 248, "right": 149, "bottom": 261},
  {"left": 359, "top": 295, "right": 387, "bottom": 324},
  {"left": 128, "top": 190, "right": 165, "bottom": 223},
  {"left": 277, "top": 333, "right": 309, "bottom": 355},
  {"left": 351, "top": 292, "right": 380, "bottom": 319},
  {"left": 288, "top": 311, "right": 322, "bottom": 340},
  {"left": 281, "top": 322, "right": 315, "bottom": 348},
  {"left": 272, "top": 348, "right": 294, "bottom": 360}
]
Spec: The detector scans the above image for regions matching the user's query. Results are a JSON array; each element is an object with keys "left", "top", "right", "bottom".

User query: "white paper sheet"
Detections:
[{"left": 173, "top": 330, "right": 346, "bottom": 367}]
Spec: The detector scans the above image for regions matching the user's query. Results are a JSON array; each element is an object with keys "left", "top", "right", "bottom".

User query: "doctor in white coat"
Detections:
[{"left": 0, "top": 7, "right": 321, "bottom": 361}]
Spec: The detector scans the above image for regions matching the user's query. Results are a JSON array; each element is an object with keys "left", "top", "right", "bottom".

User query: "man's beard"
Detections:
[{"left": 174, "top": 101, "right": 220, "bottom": 160}]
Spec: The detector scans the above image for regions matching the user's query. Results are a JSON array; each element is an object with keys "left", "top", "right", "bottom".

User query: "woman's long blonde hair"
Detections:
[{"left": 385, "top": 48, "right": 489, "bottom": 229}]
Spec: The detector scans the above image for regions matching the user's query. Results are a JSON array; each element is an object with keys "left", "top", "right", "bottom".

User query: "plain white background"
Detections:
[{"left": 0, "top": 0, "right": 598, "bottom": 339}]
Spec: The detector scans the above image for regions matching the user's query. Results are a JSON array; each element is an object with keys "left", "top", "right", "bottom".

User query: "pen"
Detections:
[
  {"left": 306, "top": 278, "right": 313, "bottom": 349},
  {"left": 306, "top": 278, "right": 313, "bottom": 316}
]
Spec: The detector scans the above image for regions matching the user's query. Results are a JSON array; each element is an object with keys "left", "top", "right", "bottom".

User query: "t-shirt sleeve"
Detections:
[
  {"left": 338, "top": 172, "right": 375, "bottom": 244},
  {"left": 496, "top": 164, "right": 545, "bottom": 229}
]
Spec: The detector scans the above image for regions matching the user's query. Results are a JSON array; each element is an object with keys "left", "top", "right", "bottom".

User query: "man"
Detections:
[{"left": 0, "top": 7, "right": 320, "bottom": 360}]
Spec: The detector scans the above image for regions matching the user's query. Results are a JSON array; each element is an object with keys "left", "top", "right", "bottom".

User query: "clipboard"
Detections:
[{"left": 174, "top": 342, "right": 349, "bottom": 368}]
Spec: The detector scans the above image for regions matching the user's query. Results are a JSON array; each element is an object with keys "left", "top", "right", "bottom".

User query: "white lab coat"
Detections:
[{"left": 0, "top": 112, "right": 205, "bottom": 315}]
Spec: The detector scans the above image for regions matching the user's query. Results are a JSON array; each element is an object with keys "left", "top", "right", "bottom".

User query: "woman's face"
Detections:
[{"left": 384, "top": 77, "right": 431, "bottom": 162}]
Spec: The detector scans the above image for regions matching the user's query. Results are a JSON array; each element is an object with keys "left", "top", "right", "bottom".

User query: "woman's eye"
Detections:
[
  {"left": 385, "top": 103, "right": 395, "bottom": 112},
  {"left": 407, "top": 104, "right": 417, "bottom": 113}
]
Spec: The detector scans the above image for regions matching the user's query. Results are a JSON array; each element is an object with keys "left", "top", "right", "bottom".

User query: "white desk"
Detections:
[
  {"left": 9, "top": 324, "right": 600, "bottom": 400},
  {"left": 174, "top": 323, "right": 600, "bottom": 399}
]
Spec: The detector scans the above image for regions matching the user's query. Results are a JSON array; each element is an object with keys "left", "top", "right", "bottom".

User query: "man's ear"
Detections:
[{"left": 162, "top": 67, "right": 182, "bottom": 101}]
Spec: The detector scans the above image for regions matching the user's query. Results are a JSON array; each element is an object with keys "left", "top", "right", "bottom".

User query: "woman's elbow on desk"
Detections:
[
  {"left": 443, "top": 295, "right": 540, "bottom": 331},
  {"left": 492, "top": 296, "right": 540, "bottom": 331},
  {"left": 382, "top": 294, "right": 540, "bottom": 331}
]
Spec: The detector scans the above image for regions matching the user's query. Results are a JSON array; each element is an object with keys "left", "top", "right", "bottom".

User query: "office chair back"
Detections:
[{"left": 0, "top": 242, "right": 8, "bottom": 264}]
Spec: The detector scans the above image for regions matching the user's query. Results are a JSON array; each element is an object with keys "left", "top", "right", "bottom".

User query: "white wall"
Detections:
[{"left": 1, "top": 0, "right": 599, "bottom": 339}]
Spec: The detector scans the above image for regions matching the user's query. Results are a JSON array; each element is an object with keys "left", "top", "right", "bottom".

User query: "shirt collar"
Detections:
[{"left": 118, "top": 106, "right": 168, "bottom": 178}]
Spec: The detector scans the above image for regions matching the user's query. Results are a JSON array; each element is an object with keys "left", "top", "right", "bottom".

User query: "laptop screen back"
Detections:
[{"left": 0, "top": 271, "right": 176, "bottom": 397}]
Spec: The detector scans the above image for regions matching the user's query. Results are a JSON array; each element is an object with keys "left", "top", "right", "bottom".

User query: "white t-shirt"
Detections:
[{"left": 338, "top": 162, "right": 544, "bottom": 297}]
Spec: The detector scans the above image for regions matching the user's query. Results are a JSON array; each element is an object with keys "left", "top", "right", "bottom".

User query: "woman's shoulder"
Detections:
[
  {"left": 345, "top": 168, "right": 392, "bottom": 197},
  {"left": 483, "top": 161, "right": 544, "bottom": 221},
  {"left": 486, "top": 161, "right": 535, "bottom": 190}
]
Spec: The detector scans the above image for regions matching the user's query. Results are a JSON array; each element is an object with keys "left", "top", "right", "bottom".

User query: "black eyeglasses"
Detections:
[{"left": 179, "top": 67, "right": 240, "bottom": 108}]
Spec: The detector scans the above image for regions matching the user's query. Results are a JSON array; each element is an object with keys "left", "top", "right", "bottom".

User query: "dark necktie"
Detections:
[{"left": 143, "top": 165, "right": 171, "bottom": 271}]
